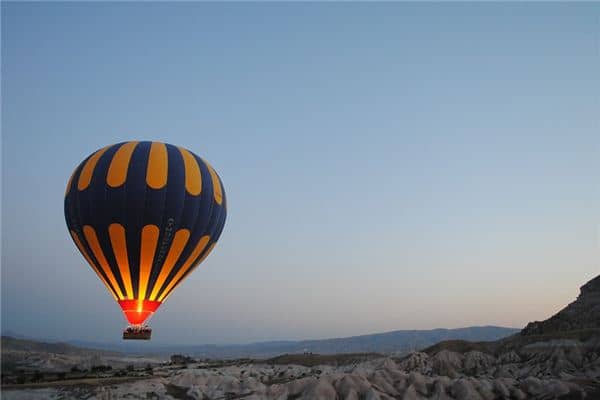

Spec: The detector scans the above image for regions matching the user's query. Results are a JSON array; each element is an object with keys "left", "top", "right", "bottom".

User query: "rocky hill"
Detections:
[
  {"left": 522, "top": 275, "right": 600, "bottom": 335},
  {"left": 423, "top": 274, "right": 600, "bottom": 356}
]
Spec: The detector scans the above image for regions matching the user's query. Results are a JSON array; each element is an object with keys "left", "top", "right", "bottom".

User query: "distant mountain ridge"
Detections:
[
  {"left": 191, "top": 326, "right": 518, "bottom": 358},
  {"left": 2, "top": 325, "right": 518, "bottom": 359}
]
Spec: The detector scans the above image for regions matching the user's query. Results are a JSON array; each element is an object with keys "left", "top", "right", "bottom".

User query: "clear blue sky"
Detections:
[{"left": 2, "top": 3, "right": 599, "bottom": 345}]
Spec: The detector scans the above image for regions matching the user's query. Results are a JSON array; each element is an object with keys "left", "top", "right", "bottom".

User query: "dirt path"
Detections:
[{"left": 1, "top": 375, "right": 155, "bottom": 390}]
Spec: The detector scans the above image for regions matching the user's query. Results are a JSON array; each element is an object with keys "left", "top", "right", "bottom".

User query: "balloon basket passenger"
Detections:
[
  {"left": 118, "top": 299, "right": 161, "bottom": 340},
  {"left": 123, "top": 325, "right": 152, "bottom": 340}
]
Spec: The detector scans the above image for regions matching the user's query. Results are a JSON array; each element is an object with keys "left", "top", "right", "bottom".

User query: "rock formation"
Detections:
[{"left": 522, "top": 275, "right": 600, "bottom": 336}]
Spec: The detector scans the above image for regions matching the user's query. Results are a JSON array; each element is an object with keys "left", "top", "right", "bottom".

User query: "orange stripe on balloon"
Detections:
[
  {"left": 161, "top": 241, "right": 216, "bottom": 302},
  {"left": 149, "top": 229, "right": 190, "bottom": 301},
  {"left": 158, "top": 235, "right": 210, "bottom": 302},
  {"left": 82, "top": 225, "right": 125, "bottom": 300},
  {"left": 138, "top": 225, "right": 160, "bottom": 301},
  {"left": 178, "top": 147, "right": 202, "bottom": 196},
  {"left": 107, "top": 141, "right": 138, "bottom": 187},
  {"left": 70, "top": 230, "right": 118, "bottom": 301},
  {"left": 146, "top": 142, "right": 168, "bottom": 189},
  {"left": 78, "top": 146, "right": 111, "bottom": 191},
  {"left": 108, "top": 223, "right": 134, "bottom": 299},
  {"left": 203, "top": 159, "right": 223, "bottom": 205},
  {"left": 195, "top": 242, "right": 216, "bottom": 267}
]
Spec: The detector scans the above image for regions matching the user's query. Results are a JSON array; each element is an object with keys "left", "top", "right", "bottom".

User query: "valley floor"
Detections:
[{"left": 3, "top": 337, "right": 600, "bottom": 400}]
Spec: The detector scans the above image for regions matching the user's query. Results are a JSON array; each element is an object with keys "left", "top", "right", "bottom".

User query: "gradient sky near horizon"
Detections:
[{"left": 2, "top": 2, "right": 599, "bottom": 345}]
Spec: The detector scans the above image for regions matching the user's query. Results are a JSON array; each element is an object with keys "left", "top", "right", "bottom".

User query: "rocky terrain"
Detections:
[
  {"left": 2, "top": 274, "right": 599, "bottom": 399},
  {"left": 1, "top": 336, "right": 164, "bottom": 374},
  {"left": 2, "top": 341, "right": 599, "bottom": 400}
]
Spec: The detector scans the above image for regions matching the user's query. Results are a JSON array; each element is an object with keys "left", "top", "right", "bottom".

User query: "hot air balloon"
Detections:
[{"left": 64, "top": 141, "right": 226, "bottom": 340}]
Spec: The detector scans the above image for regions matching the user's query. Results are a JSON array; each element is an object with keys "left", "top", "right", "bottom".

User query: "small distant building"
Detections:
[{"left": 170, "top": 354, "right": 195, "bottom": 364}]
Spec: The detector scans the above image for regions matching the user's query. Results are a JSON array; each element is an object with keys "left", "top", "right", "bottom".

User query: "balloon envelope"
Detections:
[{"left": 64, "top": 141, "right": 227, "bottom": 326}]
